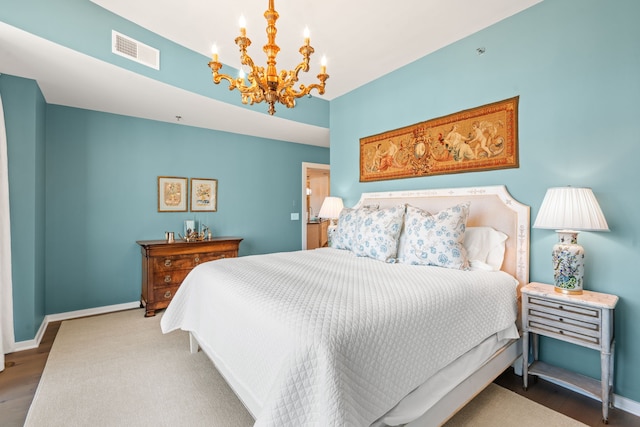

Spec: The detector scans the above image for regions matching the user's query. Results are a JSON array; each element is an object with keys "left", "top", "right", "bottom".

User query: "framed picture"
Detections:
[
  {"left": 190, "top": 178, "right": 218, "bottom": 212},
  {"left": 157, "top": 176, "right": 188, "bottom": 212},
  {"left": 360, "top": 96, "right": 519, "bottom": 182}
]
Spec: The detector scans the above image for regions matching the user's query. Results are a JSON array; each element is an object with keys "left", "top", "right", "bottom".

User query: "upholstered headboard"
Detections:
[{"left": 353, "top": 185, "right": 530, "bottom": 286}]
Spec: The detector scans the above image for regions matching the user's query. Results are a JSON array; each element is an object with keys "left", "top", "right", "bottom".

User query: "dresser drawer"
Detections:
[
  {"left": 152, "top": 269, "right": 190, "bottom": 287},
  {"left": 153, "top": 284, "right": 180, "bottom": 305},
  {"left": 525, "top": 296, "right": 602, "bottom": 346},
  {"left": 153, "top": 251, "right": 235, "bottom": 271}
]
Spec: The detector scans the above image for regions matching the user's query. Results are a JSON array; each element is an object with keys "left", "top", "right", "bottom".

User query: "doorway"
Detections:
[{"left": 301, "top": 162, "right": 330, "bottom": 249}]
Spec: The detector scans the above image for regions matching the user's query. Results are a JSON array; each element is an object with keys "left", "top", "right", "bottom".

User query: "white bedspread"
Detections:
[{"left": 161, "top": 248, "right": 518, "bottom": 426}]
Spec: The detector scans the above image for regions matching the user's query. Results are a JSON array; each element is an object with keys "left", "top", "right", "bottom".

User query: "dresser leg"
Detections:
[{"left": 145, "top": 308, "right": 156, "bottom": 317}]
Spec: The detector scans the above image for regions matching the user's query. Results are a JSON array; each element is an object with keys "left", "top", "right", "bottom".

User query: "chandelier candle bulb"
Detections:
[
  {"left": 304, "top": 27, "right": 310, "bottom": 45},
  {"left": 239, "top": 15, "right": 246, "bottom": 35},
  {"left": 211, "top": 45, "right": 218, "bottom": 62}
]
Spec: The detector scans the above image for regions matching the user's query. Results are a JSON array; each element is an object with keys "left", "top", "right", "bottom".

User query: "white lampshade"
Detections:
[
  {"left": 318, "top": 196, "right": 344, "bottom": 220},
  {"left": 533, "top": 187, "right": 609, "bottom": 231},
  {"left": 534, "top": 186, "right": 608, "bottom": 295}
]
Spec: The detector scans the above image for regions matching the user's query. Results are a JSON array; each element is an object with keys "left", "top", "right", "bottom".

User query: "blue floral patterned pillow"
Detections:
[
  {"left": 330, "top": 208, "right": 358, "bottom": 250},
  {"left": 398, "top": 203, "right": 470, "bottom": 270},
  {"left": 351, "top": 205, "right": 405, "bottom": 262}
]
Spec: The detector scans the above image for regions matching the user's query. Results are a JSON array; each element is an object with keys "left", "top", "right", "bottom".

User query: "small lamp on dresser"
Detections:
[{"left": 533, "top": 186, "right": 609, "bottom": 294}]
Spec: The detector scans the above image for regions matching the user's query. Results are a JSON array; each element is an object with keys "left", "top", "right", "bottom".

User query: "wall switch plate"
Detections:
[{"left": 291, "top": 213, "right": 300, "bottom": 220}]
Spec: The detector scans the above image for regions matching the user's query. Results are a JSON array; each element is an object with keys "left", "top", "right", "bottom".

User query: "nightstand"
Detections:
[{"left": 522, "top": 282, "right": 618, "bottom": 423}]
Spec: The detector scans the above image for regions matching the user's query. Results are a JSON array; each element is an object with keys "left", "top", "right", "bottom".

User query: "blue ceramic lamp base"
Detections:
[{"left": 552, "top": 230, "right": 584, "bottom": 294}]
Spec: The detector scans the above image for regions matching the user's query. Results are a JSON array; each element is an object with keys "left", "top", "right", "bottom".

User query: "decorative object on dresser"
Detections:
[
  {"left": 533, "top": 186, "right": 609, "bottom": 294},
  {"left": 522, "top": 282, "right": 618, "bottom": 423},
  {"left": 157, "top": 176, "right": 188, "bottom": 212},
  {"left": 137, "top": 237, "right": 242, "bottom": 317}
]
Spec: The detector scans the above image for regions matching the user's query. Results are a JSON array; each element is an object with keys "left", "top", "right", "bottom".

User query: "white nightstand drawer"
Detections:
[
  {"left": 527, "top": 317, "right": 601, "bottom": 345},
  {"left": 527, "top": 296, "right": 600, "bottom": 321},
  {"left": 525, "top": 295, "right": 602, "bottom": 346}
]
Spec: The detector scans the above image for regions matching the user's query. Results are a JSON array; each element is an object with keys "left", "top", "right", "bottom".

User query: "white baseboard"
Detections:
[
  {"left": 613, "top": 393, "right": 640, "bottom": 418},
  {"left": 12, "top": 301, "right": 141, "bottom": 352}
]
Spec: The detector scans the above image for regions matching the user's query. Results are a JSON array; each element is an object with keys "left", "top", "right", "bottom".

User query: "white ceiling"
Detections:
[{"left": 0, "top": 0, "right": 541, "bottom": 147}]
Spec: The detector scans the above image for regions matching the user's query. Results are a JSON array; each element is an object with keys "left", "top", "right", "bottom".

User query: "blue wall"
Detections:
[
  {"left": 0, "top": 76, "right": 46, "bottom": 342},
  {"left": 330, "top": 0, "right": 640, "bottom": 403},
  {"left": 1, "top": 75, "right": 328, "bottom": 337}
]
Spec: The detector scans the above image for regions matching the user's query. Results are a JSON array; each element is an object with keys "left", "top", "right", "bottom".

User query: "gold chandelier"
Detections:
[{"left": 208, "top": 0, "right": 329, "bottom": 115}]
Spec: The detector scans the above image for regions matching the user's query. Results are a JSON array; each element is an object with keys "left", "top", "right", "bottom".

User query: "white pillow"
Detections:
[
  {"left": 398, "top": 203, "right": 470, "bottom": 270},
  {"left": 351, "top": 205, "right": 405, "bottom": 263},
  {"left": 464, "top": 226, "right": 508, "bottom": 271}
]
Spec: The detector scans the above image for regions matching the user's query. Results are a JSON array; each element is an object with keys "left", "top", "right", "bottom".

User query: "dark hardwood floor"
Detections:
[
  {"left": 1, "top": 320, "right": 638, "bottom": 426},
  {"left": 0, "top": 320, "right": 61, "bottom": 427}
]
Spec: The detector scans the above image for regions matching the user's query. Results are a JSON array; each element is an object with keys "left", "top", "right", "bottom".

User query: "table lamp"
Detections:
[
  {"left": 318, "top": 196, "right": 344, "bottom": 228},
  {"left": 533, "top": 187, "right": 609, "bottom": 294}
]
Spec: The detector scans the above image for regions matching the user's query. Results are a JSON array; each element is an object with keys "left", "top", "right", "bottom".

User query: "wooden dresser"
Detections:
[{"left": 137, "top": 237, "right": 242, "bottom": 317}]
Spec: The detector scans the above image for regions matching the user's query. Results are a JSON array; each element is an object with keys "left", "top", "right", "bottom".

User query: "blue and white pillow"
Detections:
[
  {"left": 351, "top": 205, "right": 405, "bottom": 262},
  {"left": 330, "top": 208, "right": 358, "bottom": 250},
  {"left": 398, "top": 203, "right": 470, "bottom": 270}
]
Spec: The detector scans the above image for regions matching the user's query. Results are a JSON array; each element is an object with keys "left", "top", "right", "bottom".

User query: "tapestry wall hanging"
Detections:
[{"left": 360, "top": 96, "right": 519, "bottom": 182}]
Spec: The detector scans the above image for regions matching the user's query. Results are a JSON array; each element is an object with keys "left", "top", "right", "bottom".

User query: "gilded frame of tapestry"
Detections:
[{"left": 359, "top": 96, "right": 519, "bottom": 182}]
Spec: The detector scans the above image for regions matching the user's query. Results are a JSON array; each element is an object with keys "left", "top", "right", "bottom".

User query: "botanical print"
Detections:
[
  {"left": 190, "top": 178, "right": 217, "bottom": 212},
  {"left": 163, "top": 182, "right": 183, "bottom": 206},
  {"left": 157, "top": 176, "right": 188, "bottom": 212},
  {"left": 360, "top": 97, "right": 519, "bottom": 182},
  {"left": 194, "top": 183, "right": 211, "bottom": 207}
]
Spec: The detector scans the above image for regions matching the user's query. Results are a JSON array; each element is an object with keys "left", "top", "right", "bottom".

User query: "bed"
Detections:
[{"left": 160, "top": 185, "right": 530, "bottom": 426}]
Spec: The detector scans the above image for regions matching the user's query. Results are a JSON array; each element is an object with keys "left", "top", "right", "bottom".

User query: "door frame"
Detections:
[{"left": 301, "top": 162, "right": 330, "bottom": 249}]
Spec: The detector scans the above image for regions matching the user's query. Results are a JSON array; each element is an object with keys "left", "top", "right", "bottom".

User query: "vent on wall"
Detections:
[{"left": 112, "top": 31, "right": 160, "bottom": 70}]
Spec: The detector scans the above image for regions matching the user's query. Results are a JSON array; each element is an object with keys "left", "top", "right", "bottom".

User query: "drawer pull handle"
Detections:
[
  {"left": 164, "top": 259, "right": 172, "bottom": 267},
  {"left": 559, "top": 330, "right": 564, "bottom": 334},
  {"left": 194, "top": 256, "right": 200, "bottom": 263},
  {"left": 163, "top": 290, "right": 172, "bottom": 299},
  {"left": 559, "top": 305, "right": 564, "bottom": 310},
  {"left": 221, "top": 255, "right": 226, "bottom": 259},
  {"left": 559, "top": 318, "right": 563, "bottom": 322},
  {"left": 164, "top": 275, "right": 171, "bottom": 283}
]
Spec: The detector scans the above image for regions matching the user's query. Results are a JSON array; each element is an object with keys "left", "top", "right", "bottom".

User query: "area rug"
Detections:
[{"left": 25, "top": 309, "right": 586, "bottom": 427}]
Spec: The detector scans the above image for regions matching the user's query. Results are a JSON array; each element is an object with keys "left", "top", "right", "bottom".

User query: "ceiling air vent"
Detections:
[{"left": 112, "top": 31, "right": 160, "bottom": 70}]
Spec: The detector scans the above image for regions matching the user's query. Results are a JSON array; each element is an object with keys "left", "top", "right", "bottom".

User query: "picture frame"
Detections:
[
  {"left": 190, "top": 178, "right": 218, "bottom": 212},
  {"left": 359, "top": 96, "right": 519, "bottom": 182},
  {"left": 157, "top": 176, "right": 188, "bottom": 212}
]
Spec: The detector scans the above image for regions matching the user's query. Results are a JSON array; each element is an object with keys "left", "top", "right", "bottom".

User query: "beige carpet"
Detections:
[{"left": 26, "top": 309, "right": 586, "bottom": 427}]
